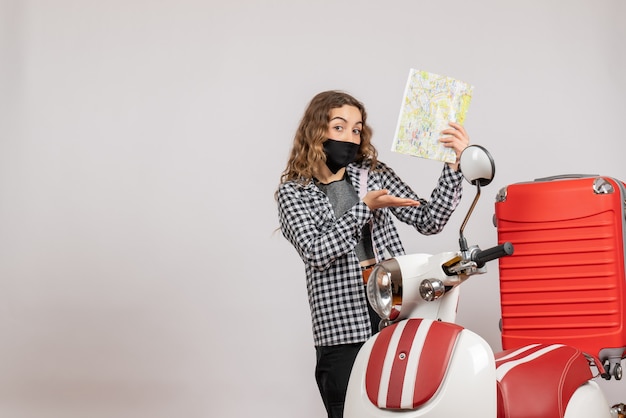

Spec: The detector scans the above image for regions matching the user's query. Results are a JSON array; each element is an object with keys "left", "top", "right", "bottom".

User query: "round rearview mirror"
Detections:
[{"left": 459, "top": 145, "right": 495, "bottom": 186}]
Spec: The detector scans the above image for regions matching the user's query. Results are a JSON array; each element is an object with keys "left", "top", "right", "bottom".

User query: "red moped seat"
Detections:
[{"left": 495, "top": 344, "right": 592, "bottom": 418}]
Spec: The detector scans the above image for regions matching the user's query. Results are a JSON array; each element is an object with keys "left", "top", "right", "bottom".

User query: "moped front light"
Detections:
[
  {"left": 366, "top": 259, "right": 402, "bottom": 320},
  {"left": 419, "top": 279, "right": 445, "bottom": 301}
]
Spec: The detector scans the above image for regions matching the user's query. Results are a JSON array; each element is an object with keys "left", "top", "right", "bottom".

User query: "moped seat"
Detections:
[{"left": 495, "top": 344, "right": 592, "bottom": 418}]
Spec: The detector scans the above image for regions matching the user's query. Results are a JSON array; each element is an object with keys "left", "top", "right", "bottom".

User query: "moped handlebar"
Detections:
[{"left": 471, "top": 242, "right": 514, "bottom": 268}]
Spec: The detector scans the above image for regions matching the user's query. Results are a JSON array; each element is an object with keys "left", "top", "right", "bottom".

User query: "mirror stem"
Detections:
[{"left": 459, "top": 182, "right": 482, "bottom": 252}]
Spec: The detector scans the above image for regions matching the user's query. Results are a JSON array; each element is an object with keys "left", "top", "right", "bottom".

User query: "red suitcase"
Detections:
[{"left": 494, "top": 175, "right": 626, "bottom": 379}]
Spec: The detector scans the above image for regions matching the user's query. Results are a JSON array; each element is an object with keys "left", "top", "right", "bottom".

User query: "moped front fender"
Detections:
[{"left": 345, "top": 318, "right": 496, "bottom": 417}]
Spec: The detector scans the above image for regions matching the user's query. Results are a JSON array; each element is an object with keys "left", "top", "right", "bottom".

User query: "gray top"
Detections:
[{"left": 316, "top": 176, "right": 375, "bottom": 263}]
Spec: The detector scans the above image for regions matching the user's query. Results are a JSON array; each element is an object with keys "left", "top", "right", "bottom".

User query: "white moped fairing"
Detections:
[{"left": 344, "top": 145, "right": 616, "bottom": 418}]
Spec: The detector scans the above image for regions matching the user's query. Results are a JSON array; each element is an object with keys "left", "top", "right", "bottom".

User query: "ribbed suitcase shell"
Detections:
[{"left": 495, "top": 175, "right": 626, "bottom": 366}]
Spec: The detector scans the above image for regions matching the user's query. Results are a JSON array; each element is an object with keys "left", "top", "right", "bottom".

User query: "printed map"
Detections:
[{"left": 391, "top": 69, "right": 474, "bottom": 163}]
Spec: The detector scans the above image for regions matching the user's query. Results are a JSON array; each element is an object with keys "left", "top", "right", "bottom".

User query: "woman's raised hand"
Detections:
[{"left": 440, "top": 122, "right": 470, "bottom": 171}]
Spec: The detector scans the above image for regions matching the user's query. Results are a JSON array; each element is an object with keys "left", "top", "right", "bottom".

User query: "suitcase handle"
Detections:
[{"left": 534, "top": 174, "right": 599, "bottom": 182}]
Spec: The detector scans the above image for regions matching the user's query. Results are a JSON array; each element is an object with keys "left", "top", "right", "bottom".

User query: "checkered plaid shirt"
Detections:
[{"left": 277, "top": 161, "right": 463, "bottom": 346}]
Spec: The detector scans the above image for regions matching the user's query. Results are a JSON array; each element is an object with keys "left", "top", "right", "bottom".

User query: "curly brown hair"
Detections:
[{"left": 279, "top": 91, "right": 378, "bottom": 185}]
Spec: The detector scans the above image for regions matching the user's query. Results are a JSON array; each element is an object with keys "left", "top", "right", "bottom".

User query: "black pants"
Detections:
[
  {"left": 315, "top": 343, "right": 363, "bottom": 418},
  {"left": 315, "top": 303, "right": 380, "bottom": 418}
]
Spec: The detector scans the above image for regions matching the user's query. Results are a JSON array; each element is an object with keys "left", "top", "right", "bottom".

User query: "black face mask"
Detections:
[{"left": 323, "top": 139, "right": 359, "bottom": 174}]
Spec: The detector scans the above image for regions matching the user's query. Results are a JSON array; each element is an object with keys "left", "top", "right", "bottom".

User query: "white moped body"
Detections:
[{"left": 344, "top": 252, "right": 612, "bottom": 418}]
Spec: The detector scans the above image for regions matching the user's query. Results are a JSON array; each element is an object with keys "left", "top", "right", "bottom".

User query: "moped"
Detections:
[{"left": 345, "top": 145, "right": 620, "bottom": 418}]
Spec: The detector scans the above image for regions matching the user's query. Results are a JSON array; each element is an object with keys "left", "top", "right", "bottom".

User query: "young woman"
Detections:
[{"left": 276, "top": 90, "right": 469, "bottom": 418}]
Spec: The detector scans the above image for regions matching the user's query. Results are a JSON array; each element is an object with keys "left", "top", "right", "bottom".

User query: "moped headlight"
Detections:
[{"left": 366, "top": 259, "right": 402, "bottom": 320}]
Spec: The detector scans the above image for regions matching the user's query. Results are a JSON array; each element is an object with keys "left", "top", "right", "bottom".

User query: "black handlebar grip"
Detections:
[{"left": 473, "top": 242, "right": 514, "bottom": 268}]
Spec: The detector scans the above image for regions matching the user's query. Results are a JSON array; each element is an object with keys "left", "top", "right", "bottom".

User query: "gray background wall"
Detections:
[{"left": 1, "top": 1, "right": 625, "bottom": 417}]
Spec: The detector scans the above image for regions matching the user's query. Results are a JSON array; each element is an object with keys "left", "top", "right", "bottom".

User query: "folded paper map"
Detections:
[{"left": 391, "top": 69, "right": 474, "bottom": 163}]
